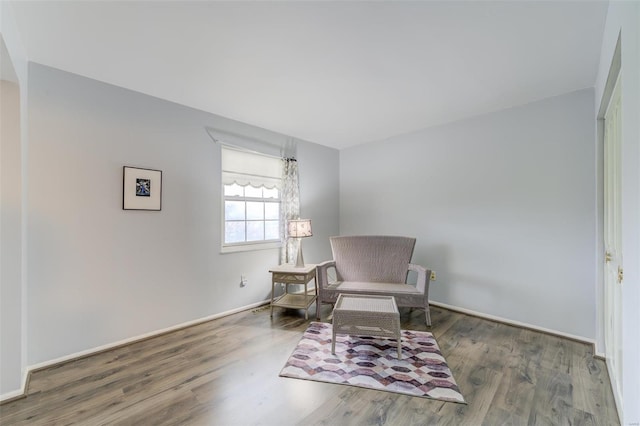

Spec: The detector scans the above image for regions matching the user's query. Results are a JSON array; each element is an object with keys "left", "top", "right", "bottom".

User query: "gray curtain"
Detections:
[{"left": 280, "top": 157, "right": 300, "bottom": 264}]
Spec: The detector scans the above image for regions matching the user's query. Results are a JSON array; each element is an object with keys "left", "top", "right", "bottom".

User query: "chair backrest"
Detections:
[{"left": 330, "top": 235, "right": 416, "bottom": 283}]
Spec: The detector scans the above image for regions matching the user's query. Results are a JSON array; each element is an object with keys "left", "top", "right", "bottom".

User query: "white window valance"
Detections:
[
  {"left": 222, "top": 173, "right": 281, "bottom": 189},
  {"left": 221, "top": 146, "right": 282, "bottom": 188}
]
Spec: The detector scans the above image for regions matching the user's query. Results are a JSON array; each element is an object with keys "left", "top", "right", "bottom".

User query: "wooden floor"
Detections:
[{"left": 0, "top": 304, "right": 619, "bottom": 426}]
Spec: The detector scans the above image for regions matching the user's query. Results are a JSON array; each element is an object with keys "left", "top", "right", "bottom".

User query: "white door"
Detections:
[{"left": 603, "top": 74, "right": 623, "bottom": 407}]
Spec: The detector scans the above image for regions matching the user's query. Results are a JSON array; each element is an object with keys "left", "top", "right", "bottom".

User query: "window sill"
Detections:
[{"left": 221, "top": 241, "right": 282, "bottom": 254}]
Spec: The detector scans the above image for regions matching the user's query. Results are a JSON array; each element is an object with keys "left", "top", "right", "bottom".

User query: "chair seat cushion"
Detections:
[{"left": 329, "top": 281, "right": 421, "bottom": 294}]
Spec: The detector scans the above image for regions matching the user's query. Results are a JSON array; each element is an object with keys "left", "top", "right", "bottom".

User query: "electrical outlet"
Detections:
[
  {"left": 430, "top": 271, "right": 437, "bottom": 281},
  {"left": 240, "top": 275, "right": 248, "bottom": 287}
]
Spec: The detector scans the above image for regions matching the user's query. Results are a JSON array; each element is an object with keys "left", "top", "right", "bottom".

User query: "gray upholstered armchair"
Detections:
[{"left": 316, "top": 235, "right": 434, "bottom": 326}]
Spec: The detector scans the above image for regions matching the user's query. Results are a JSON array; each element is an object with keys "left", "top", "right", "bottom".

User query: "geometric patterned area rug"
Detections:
[{"left": 279, "top": 322, "right": 466, "bottom": 403}]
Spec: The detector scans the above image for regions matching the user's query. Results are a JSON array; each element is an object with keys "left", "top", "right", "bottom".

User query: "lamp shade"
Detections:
[{"left": 288, "top": 219, "right": 313, "bottom": 238}]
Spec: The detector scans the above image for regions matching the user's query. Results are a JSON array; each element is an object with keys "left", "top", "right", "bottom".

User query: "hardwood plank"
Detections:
[
  {"left": 527, "top": 369, "right": 574, "bottom": 425},
  {"left": 571, "top": 348, "right": 619, "bottom": 424},
  {"left": 481, "top": 407, "right": 529, "bottom": 426},
  {"left": 488, "top": 360, "right": 536, "bottom": 421},
  {"left": 434, "top": 360, "right": 504, "bottom": 425},
  {"left": 0, "top": 305, "right": 620, "bottom": 425},
  {"left": 372, "top": 395, "right": 444, "bottom": 426}
]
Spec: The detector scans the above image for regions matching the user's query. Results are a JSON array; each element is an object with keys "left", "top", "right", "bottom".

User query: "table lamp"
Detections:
[{"left": 287, "top": 219, "right": 313, "bottom": 267}]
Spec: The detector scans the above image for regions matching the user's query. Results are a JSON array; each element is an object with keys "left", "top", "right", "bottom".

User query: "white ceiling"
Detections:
[{"left": 9, "top": 0, "right": 608, "bottom": 149}]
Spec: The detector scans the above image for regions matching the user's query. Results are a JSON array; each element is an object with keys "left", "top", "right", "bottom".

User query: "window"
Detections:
[
  {"left": 221, "top": 146, "right": 282, "bottom": 251},
  {"left": 224, "top": 183, "right": 280, "bottom": 243}
]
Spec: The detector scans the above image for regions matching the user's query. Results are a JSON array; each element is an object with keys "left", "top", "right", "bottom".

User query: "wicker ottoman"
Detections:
[{"left": 331, "top": 294, "right": 402, "bottom": 359}]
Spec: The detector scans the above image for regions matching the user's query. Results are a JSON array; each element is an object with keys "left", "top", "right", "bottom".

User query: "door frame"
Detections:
[
  {"left": 603, "top": 72, "right": 623, "bottom": 412},
  {"left": 596, "top": 33, "right": 623, "bottom": 420}
]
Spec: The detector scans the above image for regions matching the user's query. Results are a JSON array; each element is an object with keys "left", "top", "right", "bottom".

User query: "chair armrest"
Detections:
[
  {"left": 316, "top": 260, "right": 336, "bottom": 289},
  {"left": 408, "top": 263, "right": 432, "bottom": 295}
]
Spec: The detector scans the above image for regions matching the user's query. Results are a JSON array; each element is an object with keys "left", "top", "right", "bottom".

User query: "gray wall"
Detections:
[
  {"left": 0, "top": 1, "right": 29, "bottom": 398},
  {"left": 297, "top": 141, "right": 340, "bottom": 262},
  {"left": 25, "top": 64, "right": 339, "bottom": 366},
  {"left": 1, "top": 79, "right": 22, "bottom": 395},
  {"left": 340, "top": 89, "right": 596, "bottom": 339}
]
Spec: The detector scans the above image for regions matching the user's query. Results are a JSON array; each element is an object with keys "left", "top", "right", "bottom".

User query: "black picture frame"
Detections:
[{"left": 123, "top": 166, "right": 162, "bottom": 211}]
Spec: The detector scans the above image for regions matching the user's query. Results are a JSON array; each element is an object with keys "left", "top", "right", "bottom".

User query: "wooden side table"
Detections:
[{"left": 269, "top": 264, "right": 317, "bottom": 320}]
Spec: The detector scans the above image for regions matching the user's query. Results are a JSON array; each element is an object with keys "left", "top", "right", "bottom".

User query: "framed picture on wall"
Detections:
[{"left": 123, "top": 166, "right": 162, "bottom": 211}]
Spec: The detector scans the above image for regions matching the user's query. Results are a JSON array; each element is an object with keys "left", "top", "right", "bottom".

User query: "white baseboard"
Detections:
[
  {"left": 0, "top": 369, "right": 29, "bottom": 403},
  {"left": 0, "top": 299, "right": 270, "bottom": 403},
  {"left": 430, "top": 301, "right": 597, "bottom": 347},
  {"left": 0, "top": 386, "right": 25, "bottom": 403}
]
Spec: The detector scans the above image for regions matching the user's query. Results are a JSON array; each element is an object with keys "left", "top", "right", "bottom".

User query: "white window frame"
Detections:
[{"left": 220, "top": 145, "right": 282, "bottom": 253}]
